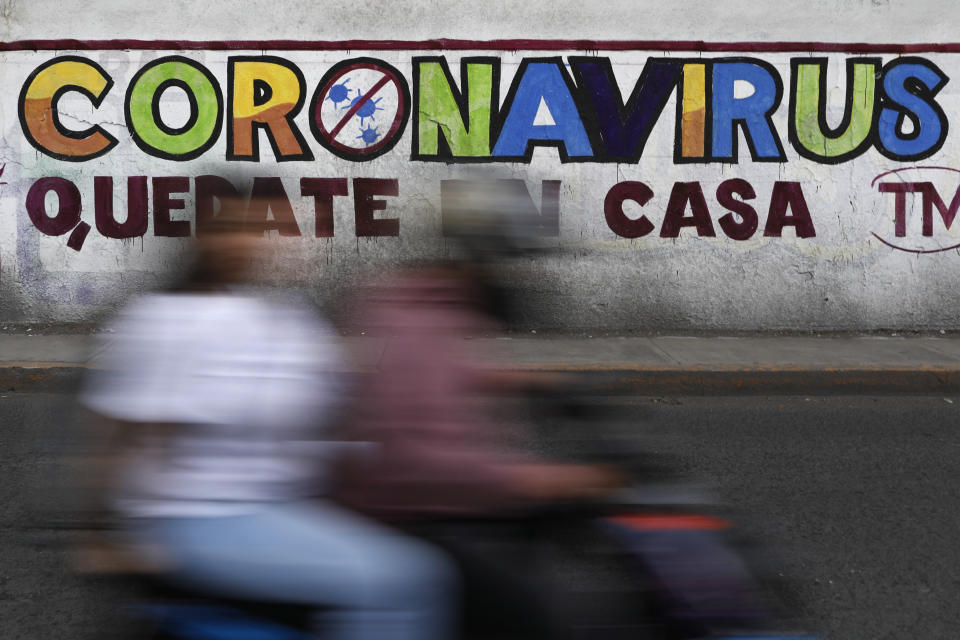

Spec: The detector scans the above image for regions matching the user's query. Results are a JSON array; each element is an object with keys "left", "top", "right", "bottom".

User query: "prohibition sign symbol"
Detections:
[{"left": 311, "top": 58, "right": 410, "bottom": 161}]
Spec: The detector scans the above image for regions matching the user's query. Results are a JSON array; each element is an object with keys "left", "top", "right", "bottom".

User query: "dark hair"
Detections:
[{"left": 170, "top": 188, "right": 253, "bottom": 292}]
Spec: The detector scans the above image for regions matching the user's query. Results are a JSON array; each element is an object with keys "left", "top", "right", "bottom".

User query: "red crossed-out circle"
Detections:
[{"left": 310, "top": 58, "right": 410, "bottom": 161}]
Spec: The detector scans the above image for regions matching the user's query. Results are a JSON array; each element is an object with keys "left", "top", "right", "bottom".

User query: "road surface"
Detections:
[{"left": 2, "top": 391, "right": 958, "bottom": 639}]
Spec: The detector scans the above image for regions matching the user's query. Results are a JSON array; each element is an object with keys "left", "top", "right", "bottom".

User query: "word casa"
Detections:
[{"left": 604, "top": 180, "right": 816, "bottom": 239}]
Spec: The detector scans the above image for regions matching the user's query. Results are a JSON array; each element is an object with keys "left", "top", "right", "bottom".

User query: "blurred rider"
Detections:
[
  {"left": 336, "top": 179, "right": 623, "bottom": 638},
  {"left": 81, "top": 194, "right": 456, "bottom": 640}
]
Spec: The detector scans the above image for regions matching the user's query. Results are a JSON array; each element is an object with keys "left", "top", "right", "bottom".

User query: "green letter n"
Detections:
[{"left": 416, "top": 57, "right": 495, "bottom": 158}]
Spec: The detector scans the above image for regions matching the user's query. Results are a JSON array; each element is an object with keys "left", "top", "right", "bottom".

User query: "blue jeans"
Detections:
[{"left": 130, "top": 501, "right": 457, "bottom": 640}]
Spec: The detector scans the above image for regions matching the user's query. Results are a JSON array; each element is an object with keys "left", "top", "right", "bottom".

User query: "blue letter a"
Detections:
[{"left": 493, "top": 59, "right": 593, "bottom": 160}]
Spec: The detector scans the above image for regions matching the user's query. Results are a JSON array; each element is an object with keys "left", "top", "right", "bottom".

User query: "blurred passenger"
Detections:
[
  {"left": 80, "top": 195, "right": 456, "bottom": 640},
  {"left": 338, "top": 178, "right": 618, "bottom": 517},
  {"left": 336, "top": 180, "right": 626, "bottom": 638},
  {"left": 337, "top": 263, "right": 619, "bottom": 516}
]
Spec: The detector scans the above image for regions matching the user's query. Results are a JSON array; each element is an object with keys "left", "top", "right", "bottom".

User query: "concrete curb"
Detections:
[
  {"left": 4, "top": 361, "right": 960, "bottom": 394},
  {"left": 511, "top": 364, "right": 960, "bottom": 394},
  {"left": 0, "top": 364, "right": 90, "bottom": 393}
]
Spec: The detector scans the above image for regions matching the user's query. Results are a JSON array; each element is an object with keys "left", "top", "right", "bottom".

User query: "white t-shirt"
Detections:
[{"left": 82, "top": 290, "right": 345, "bottom": 518}]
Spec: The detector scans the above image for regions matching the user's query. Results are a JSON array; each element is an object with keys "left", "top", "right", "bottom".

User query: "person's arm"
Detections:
[
  {"left": 71, "top": 410, "right": 178, "bottom": 574},
  {"left": 472, "top": 368, "right": 574, "bottom": 394},
  {"left": 84, "top": 411, "right": 181, "bottom": 497}
]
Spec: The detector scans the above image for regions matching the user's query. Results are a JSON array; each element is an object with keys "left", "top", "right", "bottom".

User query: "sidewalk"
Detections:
[{"left": 3, "top": 332, "right": 960, "bottom": 394}]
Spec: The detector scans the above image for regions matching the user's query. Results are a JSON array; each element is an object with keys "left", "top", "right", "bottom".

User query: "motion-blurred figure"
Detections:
[
  {"left": 79, "top": 195, "right": 456, "bottom": 640},
  {"left": 335, "top": 179, "right": 815, "bottom": 640},
  {"left": 339, "top": 178, "right": 617, "bottom": 516},
  {"left": 336, "top": 179, "right": 628, "bottom": 638},
  {"left": 337, "top": 265, "right": 617, "bottom": 517}
]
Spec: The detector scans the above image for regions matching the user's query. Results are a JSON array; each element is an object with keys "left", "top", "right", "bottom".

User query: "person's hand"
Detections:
[
  {"left": 475, "top": 369, "right": 573, "bottom": 393},
  {"left": 510, "top": 463, "right": 625, "bottom": 501}
]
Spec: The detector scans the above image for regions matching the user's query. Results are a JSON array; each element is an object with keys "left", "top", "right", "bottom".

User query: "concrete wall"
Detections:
[{"left": 2, "top": 0, "right": 960, "bottom": 332}]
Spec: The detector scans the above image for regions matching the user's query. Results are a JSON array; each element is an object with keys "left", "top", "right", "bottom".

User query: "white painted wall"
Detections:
[
  {"left": 1, "top": 0, "right": 954, "bottom": 43},
  {"left": 1, "top": 1, "right": 959, "bottom": 331}
]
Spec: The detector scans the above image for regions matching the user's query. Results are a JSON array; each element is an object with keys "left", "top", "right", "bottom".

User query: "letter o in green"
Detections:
[{"left": 125, "top": 56, "right": 223, "bottom": 160}]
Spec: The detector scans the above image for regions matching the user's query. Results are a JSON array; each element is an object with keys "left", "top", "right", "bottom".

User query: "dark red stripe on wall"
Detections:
[{"left": 2, "top": 39, "right": 960, "bottom": 53}]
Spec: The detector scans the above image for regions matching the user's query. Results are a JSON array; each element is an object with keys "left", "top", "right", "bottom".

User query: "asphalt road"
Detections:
[{"left": 2, "top": 390, "right": 959, "bottom": 639}]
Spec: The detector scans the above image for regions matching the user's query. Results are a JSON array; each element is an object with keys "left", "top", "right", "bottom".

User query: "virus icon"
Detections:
[
  {"left": 356, "top": 125, "right": 380, "bottom": 146},
  {"left": 326, "top": 78, "right": 352, "bottom": 109},
  {"left": 350, "top": 95, "right": 384, "bottom": 126}
]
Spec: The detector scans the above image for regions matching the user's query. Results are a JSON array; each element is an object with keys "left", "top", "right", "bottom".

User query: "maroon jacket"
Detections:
[{"left": 337, "top": 269, "right": 533, "bottom": 518}]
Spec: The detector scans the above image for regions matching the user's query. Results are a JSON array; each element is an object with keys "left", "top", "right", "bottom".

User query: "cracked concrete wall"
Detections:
[{"left": 1, "top": 1, "right": 959, "bottom": 332}]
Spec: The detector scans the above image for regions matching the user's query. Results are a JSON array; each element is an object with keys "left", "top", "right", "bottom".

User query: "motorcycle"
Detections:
[{"left": 99, "top": 380, "right": 818, "bottom": 640}]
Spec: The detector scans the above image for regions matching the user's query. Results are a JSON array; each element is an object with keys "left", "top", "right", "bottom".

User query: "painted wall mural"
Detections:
[
  {"left": 16, "top": 53, "right": 950, "bottom": 164},
  {"left": 2, "top": 40, "right": 960, "bottom": 329}
]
